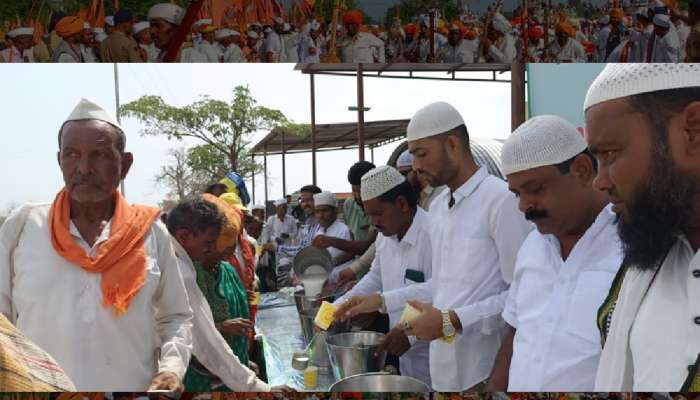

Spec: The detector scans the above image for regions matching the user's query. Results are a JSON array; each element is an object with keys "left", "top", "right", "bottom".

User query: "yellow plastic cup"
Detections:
[
  {"left": 399, "top": 303, "right": 421, "bottom": 325},
  {"left": 314, "top": 301, "right": 337, "bottom": 330},
  {"left": 304, "top": 365, "right": 318, "bottom": 389}
]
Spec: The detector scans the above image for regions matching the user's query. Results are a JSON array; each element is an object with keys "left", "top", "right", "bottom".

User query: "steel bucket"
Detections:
[
  {"left": 294, "top": 289, "right": 336, "bottom": 314},
  {"left": 329, "top": 372, "right": 432, "bottom": 392},
  {"left": 326, "top": 331, "right": 388, "bottom": 381}
]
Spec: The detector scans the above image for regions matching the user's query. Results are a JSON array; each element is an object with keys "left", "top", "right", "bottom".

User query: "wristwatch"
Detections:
[{"left": 441, "top": 309, "right": 456, "bottom": 338}]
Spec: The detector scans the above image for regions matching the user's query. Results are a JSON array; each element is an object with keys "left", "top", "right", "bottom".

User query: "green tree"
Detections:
[
  {"left": 384, "top": 0, "right": 460, "bottom": 27},
  {"left": 121, "top": 86, "right": 307, "bottom": 200},
  {"left": 314, "top": 0, "right": 358, "bottom": 23}
]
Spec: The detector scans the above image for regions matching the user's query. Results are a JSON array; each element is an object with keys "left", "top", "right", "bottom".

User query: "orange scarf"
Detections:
[{"left": 48, "top": 188, "right": 160, "bottom": 315}]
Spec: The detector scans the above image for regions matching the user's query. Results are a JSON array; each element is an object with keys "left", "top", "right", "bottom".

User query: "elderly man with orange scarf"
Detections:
[
  {"left": 338, "top": 9, "right": 385, "bottom": 63},
  {"left": 0, "top": 99, "right": 193, "bottom": 391},
  {"left": 52, "top": 15, "right": 89, "bottom": 62}
]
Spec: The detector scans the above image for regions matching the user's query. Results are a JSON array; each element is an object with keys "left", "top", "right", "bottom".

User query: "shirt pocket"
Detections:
[{"left": 564, "top": 270, "right": 615, "bottom": 345}]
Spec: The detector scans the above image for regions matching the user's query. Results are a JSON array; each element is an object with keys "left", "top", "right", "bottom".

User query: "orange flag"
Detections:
[{"left": 114, "top": 0, "right": 120, "bottom": 11}]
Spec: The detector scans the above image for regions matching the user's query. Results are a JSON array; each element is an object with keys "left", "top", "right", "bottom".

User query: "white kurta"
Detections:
[
  {"left": 0, "top": 46, "right": 33, "bottom": 62},
  {"left": 676, "top": 22, "right": 691, "bottom": 62},
  {"left": 299, "top": 35, "right": 324, "bottom": 63},
  {"left": 140, "top": 43, "right": 160, "bottom": 62},
  {"left": 263, "top": 32, "right": 284, "bottom": 62},
  {"left": 382, "top": 167, "right": 532, "bottom": 391},
  {"left": 335, "top": 208, "right": 433, "bottom": 385},
  {"left": 439, "top": 40, "right": 477, "bottom": 63},
  {"left": 606, "top": 39, "right": 642, "bottom": 62},
  {"left": 649, "top": 31, "right": 680, "bottom": 62},
  {"left": 339, "top": 32, "right": 385, "bottom": 63},
  {"left": 171, "top": 239, "right": 269, "bottom": 391},
  {"left": 595, "top": 235, "right": 700, "bottom": 391},
  {"left": 0, "top": 204, "right": 193, "bottom": 391},
  {"left": 550, "top": 38, "right": 587, "bottom": 62},
  {"left": 314, "top": 219, "right": 353, "bottom": 282},
  {"left": 488, "top": 34, "right": 517, "bottom": 63},
  {"left": 504, "top": 205, "right": 622, "bottom": 391},
  {"left": 217, "top": 43, "right": 246, "bottom": 62},
  {"left": 282, "top": 32, "right": 300, "bottom": 62},
  {"left": 263, "top": 214, "right": 298, "bottom": 245}
]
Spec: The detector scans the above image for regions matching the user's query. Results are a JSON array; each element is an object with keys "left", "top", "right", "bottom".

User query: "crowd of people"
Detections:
[
  {"left": 2, "top": 0, "right": 699, "bottom": 64},
  {"left": 1, "top": 64, "right": 699, "bottom": 394}
]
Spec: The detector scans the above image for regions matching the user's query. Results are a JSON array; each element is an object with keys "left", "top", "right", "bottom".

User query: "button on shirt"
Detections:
[
  {"left": 628, "top": 235, "right": 700, "bottom": 391},
  {"left": 334, "top": 208, "right": 433, "bottom": 385},
  {"left": 382, "top": 167, "right": 532, "bottom": 391},
  {"left": 504, "top": 205, "right": 622, "bottom": 391},
  {"left": 0, "top": 204, "right": 193, "bottom": 391}
]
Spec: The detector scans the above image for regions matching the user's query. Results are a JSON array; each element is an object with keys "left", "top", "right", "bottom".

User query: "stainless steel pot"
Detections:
[
  {"left": 329, "top": 372, "right": 432, "bottom": 392},
  {"left": 325, "top": 331, "right": 388, "bottom": 381}
]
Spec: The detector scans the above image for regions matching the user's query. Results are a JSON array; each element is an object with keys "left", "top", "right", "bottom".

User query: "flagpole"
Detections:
[{"left": 114, "top": 63, "right": 125, "bottom": 197}]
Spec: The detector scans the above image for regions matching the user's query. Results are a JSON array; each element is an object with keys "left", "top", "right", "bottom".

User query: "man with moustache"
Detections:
[
  {"left": 486, "top": 115, "right": 622, "bottom": 392},
  {"left": 586, "top": 64, "right": 700, "bottom": 391},
  {"left": 334, "top": 166, "right": 432, "bottom": 386},
  {"left": 333, "top": 102, "right": 531, "bottom": 391}
]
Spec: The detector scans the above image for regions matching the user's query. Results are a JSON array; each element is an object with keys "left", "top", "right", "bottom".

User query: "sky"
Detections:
[{"left": 0, "top": 64, "right": 514, "bottom": 212}]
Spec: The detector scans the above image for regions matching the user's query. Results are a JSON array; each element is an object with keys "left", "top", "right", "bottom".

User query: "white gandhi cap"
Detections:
[
  {"left": 584, "top": 64, "right": 700, "bottom": 111},
  {"left": 360, "top": 165, "right": 406, "bottom": 202},
  {"left": 501, "top": 115, "right": 587, "bottom": 176},
  {"left": 407, "top": 101, "right": 465, "bottom": 142},
  {"left": 63, "top": 99, "right": 123, "bottom": 133}
]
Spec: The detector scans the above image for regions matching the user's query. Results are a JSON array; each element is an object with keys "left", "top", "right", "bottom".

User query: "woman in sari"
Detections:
[{"left": 183, "top": 194, "right": 256, "bottom": 391}]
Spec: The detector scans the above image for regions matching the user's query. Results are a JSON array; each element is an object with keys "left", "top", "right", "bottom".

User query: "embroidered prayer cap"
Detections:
[
  {"left": 584, "top": 64, "right": 700, "bottom": 112},
  {"left": 313, "top": 191, "right": 337, "bottom": 208},
  {"left": 274, "top": 198, "right": 287, "bottom": 207},
  {"left": 501, "top": 115, "right": 587, "bottom": 176},
  {"left": 407, "top": 101, "right": 465, "bottom": 142},
  {"left": 147, "top": 3, "right": 185, "bottom": 25},
  {"left": 360, "top": 165, "right": 406, "bottom": 202},
  {"left": 62, "top": 98, "right": 123, "bottom": 133},
  {"left": 396, "top": 150, "right": 413, "bottom": 168}
]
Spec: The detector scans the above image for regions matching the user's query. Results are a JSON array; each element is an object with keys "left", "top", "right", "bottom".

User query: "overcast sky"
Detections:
[{"left": 0, "top": 64, "right": 513, "bottom": 212}]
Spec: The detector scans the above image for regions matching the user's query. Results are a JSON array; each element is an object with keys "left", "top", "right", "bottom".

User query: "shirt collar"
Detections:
[
  {"left": 398, "top": 207, "right": 427, "bottom": 247},
  {"left": 69, "top": 219, "right": 112, "bottom": 248},
  {"left": 451, "top": 166, "right": 489, "bottom": 206}
]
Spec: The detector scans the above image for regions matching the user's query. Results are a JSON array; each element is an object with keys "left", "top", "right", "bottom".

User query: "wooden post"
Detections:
[{"left": 356, "top": 63, "right": 366, "bottom": 161}]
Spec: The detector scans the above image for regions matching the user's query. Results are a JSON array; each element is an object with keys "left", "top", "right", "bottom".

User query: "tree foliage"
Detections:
[
  {"left": 385, "top": 0, "right": 461, "bottom": 27},
  {"left": 121, "top": 86, "right": 307, "bottom": 202}
]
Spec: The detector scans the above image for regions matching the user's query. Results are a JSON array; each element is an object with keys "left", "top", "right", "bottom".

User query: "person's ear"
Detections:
[
  {"left": 681, "top": 101, "right": 700, "bottom": 157},
  {"left": 570, "top": 153, "right": 596, "bottom": 185}
]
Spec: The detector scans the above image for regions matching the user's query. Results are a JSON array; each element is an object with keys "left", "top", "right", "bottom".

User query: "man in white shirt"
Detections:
[
  {"left": 647, "top": 14, "right": 681, "bottom": 62},
  {"left": 550, "top": 22, "right": 587, "bottom": 62},
  {"left": 312, "top": 191, "right": 353, "bottom": 283},
  {"left": 585, "top": 64, "right": 700, "bottom": 392},
  {"left": 483, "top": 13, "right": 517, "bottom": 63},
  {"left": 133, "top": 22, "right": 159, "bottom": 62},
  {"left": 215, "top": 29, "right": 246, "bottom": 62},
  {"left": 0, "top": 99, "right": 192, "bottom": 391},
  {"left": 438, "top": 24, "right": 476, "bottom": 63},
  {"left": 165, "top": 198, "right": 274, "bottom": 391},
  {"left": 336, "top": 102, "right": 531, "bottom": 391},
  {"left": 282, "top": 23, "right": 300, "bottom": 62},
  {"left": 338, "top": 9, "right": 385, "bottom": 63},
  {"left": 261, "top": 199, "right": 298, "bottom": 249},
  {"left": 299, "top": 20, "right": 324, "bottom": 63},
  {"left": 263, "top": 17, "right": 285, "bottom": 62},
  {"left": 0, "top": 27, "right": 35, "bottom": 63},
  {"left": 486, "top": 115, "right": 622, "bottom": 392},
  {"left": 335, "top": 166, "right": 432, "bottom": 386}
]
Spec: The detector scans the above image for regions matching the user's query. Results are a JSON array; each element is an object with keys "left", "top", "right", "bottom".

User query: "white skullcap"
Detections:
[
  {"left": 407, "top": 102, "right": 465, "bottom": 142},
  {"left": 105, "top": 16, "right": 115, "bottom": 26},
  {"left": 396, "top": 150, "right": 414, "bottom": 168},
  {"left": 263, "top": 26, "right": 273, "bottom": 33},
  {"left": 274, "top": 198, "right": 287, "bottom": 207},
  {"left": 63, "top": 99, "right": 123, "bottom": 132},
  {"left": 247, "top": 31, "right": 259, "bottom": 39},
  {"left": 492, "top": 13, "right": 512, "bottom": 33},
  {"left": 360, "top": 165, "right": 406, "bottom": 202},
  {"left": 7, "top": 27, "right": 34, "bottom": 38},
  {"left": 253, "top": 21, "right": 262, "bottom": 27},
  {"left": 251, "top": 204, "right": 265, "bottom": 211},
  {"left": 313, "top": 191, "right": 336, "bottom": 208},
  {"left": 310, "top": 20, "right": 321, "bottom": 30},
  {"left": 132, "top": 21, "right": 150, "bottom": 35},
  {"left": 274, "top": 17, "right": 285, "bottom": 24},
  {"left": 501, "top": 115, "right": 587, "bottom": 176},
  {"left": 653, "top": 14, "right": 671, "bottom": 28},
  {"left": 148, "top": 3, "right": 185, "bottom": 25},
  {"left": 215, "top": 29, "right": 238, "bottom": 39},
  {"left": 584, "top": 64, "right": 700, "bottom": 111}
]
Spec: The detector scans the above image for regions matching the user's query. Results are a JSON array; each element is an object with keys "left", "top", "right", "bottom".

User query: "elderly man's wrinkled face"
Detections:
[
  {"left": 315, "top": 205, "right": 337, "bottom": 228},
  {"left": 300, "top": 191, "right": 316, "bottom": 216},
  {"left": 409, "top": 134, "right": 461, "bottom": 188},
  {"left": 150, "top": 18, "right": 176, "bottom": 49},
  {"left": 58, "top": 120, "right": 133, "bottom": 204},
  {"left": 507, "top": 159, "right": 594, "bottom": 236},
  {"left": 587, "top": 98, "right": 697, "bottom": 271}
]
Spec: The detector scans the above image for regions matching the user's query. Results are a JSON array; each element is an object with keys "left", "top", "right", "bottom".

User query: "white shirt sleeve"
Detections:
[
  {"left": 382, "top": 279, "right": 433, "bottom": 314},
  {"left": 151, "top": 222, "right": 194, "bottom": 380},
  {"left": 175, "top": 252, "right": 270, "bottom": 391},
  {"left": 501, "top": 278, "right": 519, "bottom": 328},
  {"left": 0, "top": 204, "right": 35, "bottom": 321},
  {"left": 372, "top": 35, "right": 386, "bottom": 63},
  {"left": 333, "top": 241, "right": 384, "bottom": 306}
]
